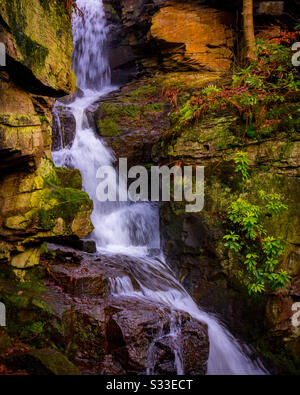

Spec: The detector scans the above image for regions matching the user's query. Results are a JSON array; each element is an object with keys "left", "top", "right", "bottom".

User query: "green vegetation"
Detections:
[
  {"left": 165, "top": 37, "right": 299, "bottom": 141},
  {"left": 223, "top": 152, "right": 290, "bottom": 295},
  {"left": 38, "top": 186, "right": 92, "bottom": 229}
]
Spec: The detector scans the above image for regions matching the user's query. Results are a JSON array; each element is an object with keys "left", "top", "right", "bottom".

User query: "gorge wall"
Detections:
[{"left": 0, "top": 0, "right": 93, "bottom": 269}]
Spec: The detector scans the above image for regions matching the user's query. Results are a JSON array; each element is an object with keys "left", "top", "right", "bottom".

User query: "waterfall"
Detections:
[{"left": 52, "top": 0, "right": 268, "bottom": 375}]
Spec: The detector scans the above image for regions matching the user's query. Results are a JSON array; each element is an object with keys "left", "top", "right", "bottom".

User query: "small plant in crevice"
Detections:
[
  {"left": 223, "top": 152, "right": 290, "bottom": 295},
  {"left": 234, "top": 151, "right": 250, "bottom": 185}
]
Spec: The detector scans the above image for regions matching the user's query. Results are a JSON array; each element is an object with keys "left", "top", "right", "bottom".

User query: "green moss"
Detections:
[
  {"left": 98, "top": 118, "right": 121, "bottom": 137},
  {"left": 3, "top": 0, "right": 49, "bottom": 69},
  {"left": 39, "top": 115, "right": 50, "bottom": 124},
  {"left": 96, "top": 101, "right": 165, "bottom": 137},
  {"left": 38, "top": 209, "right": 55, "bottom": 230},
  {"left": 55, "top": 167, "right": 82, "bottom": 189},
  {"left": 37, "top": 187, "right": 92, "bottom": 230},
  {"left": 128, "top": 85, "right": 158, "bottom": 100},
  {"left": 146, "top": 103, "right": 164, "bottom": 112},
  {"left": 256, "top": 335, "right": 300, "bottom": 375}
]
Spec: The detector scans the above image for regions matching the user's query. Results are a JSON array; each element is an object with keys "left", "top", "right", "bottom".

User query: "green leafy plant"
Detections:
[
  {"left": 223, "top": 195, "right": 290, "bottom": 295},
  {"left": 223, "top": 153, "right": 290, "bottom": 295},
  {"left": 234, "top": 151, "right": 250, "bottom": 183}
]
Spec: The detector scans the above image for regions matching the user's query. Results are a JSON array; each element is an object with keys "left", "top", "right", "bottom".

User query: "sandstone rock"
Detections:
[
  {"left": 105, "top": 1, "right": 234, "bottom": 73},
  {"left": 0, "top": 1, "right": 93, "bottom": 265},
  {"left": 0, "top": 0, "right": 75, "bottom": 94},
  {"left": 102, "top": 297, "right": 209, "bottom": 375},
  {"left": 150, "top": 4, "right": 234, "bottom": 72}
]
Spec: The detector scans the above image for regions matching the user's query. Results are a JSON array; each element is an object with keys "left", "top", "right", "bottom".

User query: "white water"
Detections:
[{"left": 52, "top": 0, "right": 267, "bottom": 375}]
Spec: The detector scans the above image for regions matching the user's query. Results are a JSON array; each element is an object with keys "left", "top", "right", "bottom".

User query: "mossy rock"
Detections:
[
  {"left": 5, "top": 348, "right": 81, "bottom": 375},
  {"left": 55, "top": 168, "right": 82, "bottom": 190},
  {"left": 0, "top": 0, "right": 75, "bottom": 93},
  {"left": 95, "top": 101, "right": 166, "bottom": 137},
  {"left": 11, "top": 248, "right": 40, "bottom": 269}
]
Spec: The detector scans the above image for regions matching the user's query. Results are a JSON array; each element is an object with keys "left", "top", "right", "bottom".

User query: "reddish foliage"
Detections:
[
  {"left": 268, "top": 29, "right": 300, "bottom": 45},
  {"left": 161, "top": 87, "right": 180, "bottom": 109},
  {"left": 0, "top": 364, "right": 28, "bottom": 375}
]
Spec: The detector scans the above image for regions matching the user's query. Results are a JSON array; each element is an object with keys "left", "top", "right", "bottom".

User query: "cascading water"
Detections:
[{"left": 52, "top": 0, "right": 268, "bottom": 375}]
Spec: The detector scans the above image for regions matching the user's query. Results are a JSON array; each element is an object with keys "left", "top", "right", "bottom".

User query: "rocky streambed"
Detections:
[{"left": 0, "top": 244, "right": 209, "bottom": 375}]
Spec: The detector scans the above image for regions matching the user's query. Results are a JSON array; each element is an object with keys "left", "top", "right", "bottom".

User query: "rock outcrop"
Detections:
[
  {"left": 150, "top": 4, "right": 234, "bottom": 71},
  {"left": 0, "top": 0, "right": 93, "bottom": 267},
  {"left": 104, "top": 0, "right": 235, "bottom": 78}
]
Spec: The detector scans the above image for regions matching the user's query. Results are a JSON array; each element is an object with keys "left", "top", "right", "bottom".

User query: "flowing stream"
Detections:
[{"left": 52, "top": 0, "right": 267, "bottom": 375}]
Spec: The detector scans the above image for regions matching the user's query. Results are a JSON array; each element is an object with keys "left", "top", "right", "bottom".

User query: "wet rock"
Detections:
[
  {"left": 110, "top": 297, "right": 208, "bottom": 374},
  {"left": 1, "top": 250, "right": 209, "bottom": 375},
  {"left": 62, "top": 295, "right": 209, "bottom": 375},
  {"left": 52, "top": 105, "right": 77, "bottom": 150},
  {"left": 49, "top": 260, "right": 112, "bottom": 297}
]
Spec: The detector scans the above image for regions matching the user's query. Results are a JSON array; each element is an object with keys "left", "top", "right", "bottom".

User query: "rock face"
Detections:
[
  {"left": 0, "top": 0, "right": 75, "bottom": 94},
  {"left": 0, "top": 0, "right": 93, "bottom": 267},
  {"left": 104, "top": 0, "right": 235, "bottom": 75},
  {"left": 155, "top": 109, "right": 300, "bottom": 373},
  {"left": 150, "top": 4, "right": 234, "bottom": 71},
  {"left": 0, "top": 246, "right": 210, "bottom": 375}
]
